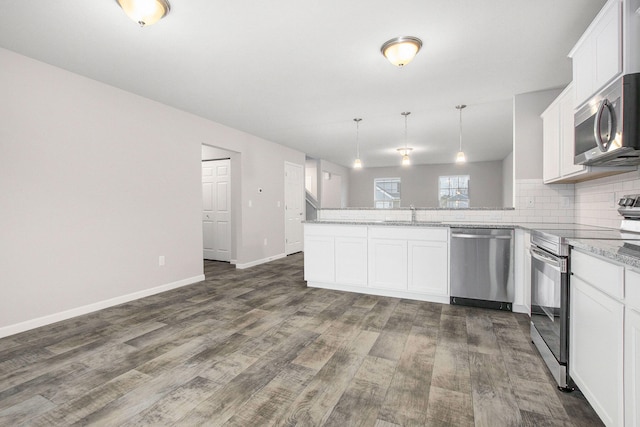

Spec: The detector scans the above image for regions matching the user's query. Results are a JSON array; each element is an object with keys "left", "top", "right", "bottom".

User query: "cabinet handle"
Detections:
[
  {"left": 593, "top": 98, "right": 617, "bottom": 152},
  {"left": 451, "top": 233, "right": 511, "bottom": 240}
]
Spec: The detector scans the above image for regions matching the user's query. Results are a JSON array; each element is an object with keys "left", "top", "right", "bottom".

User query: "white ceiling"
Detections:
[{"left": 0, "top": 0, "right": 606, "bottom": 167}]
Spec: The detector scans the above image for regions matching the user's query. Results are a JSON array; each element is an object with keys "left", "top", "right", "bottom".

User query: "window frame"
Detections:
[
  {"left": 438, "top": 175, "right": 470, "bottom": 208},
  {"left": 373, "top": 177, "right": 402, "bottom": 209}
]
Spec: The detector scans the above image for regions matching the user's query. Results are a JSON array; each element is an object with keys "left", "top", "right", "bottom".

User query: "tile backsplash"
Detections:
[{"left": 575, "top": 170, "right": 640, "bottom": 228}]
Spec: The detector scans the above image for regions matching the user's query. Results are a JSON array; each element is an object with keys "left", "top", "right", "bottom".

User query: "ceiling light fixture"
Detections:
[
  {"left": 397, "top": 112, "right": 413, "bottom": 166},
  {"left": 116, "top": 0, "right": 170, "bottom": 27},
  {"left": 455, "top": 104, "right": 467, "bottom": 163},
  {"left": 353, "top": 118, "right": 363, "bottom": 169},
  {"left": 381, "top": 36, "right": 423, "bottom": 67}
]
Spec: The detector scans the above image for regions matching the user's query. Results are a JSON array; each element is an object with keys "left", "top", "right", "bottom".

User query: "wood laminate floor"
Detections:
[{"left": 0, "top": 253, "right": 603, "bottom": 426}]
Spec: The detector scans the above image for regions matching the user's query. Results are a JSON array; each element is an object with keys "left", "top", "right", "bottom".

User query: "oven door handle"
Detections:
[{"left": 530, "top": 247, "right": 566, "bottom": 273}]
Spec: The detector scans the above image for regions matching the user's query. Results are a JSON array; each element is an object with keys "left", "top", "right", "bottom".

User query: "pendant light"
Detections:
[
  {"left": 116, "top": 0, "right": 170, "bottom": 27},
  {"left": 353, "top": 118, "right": 363, "bottom": 169},
  {"left": 397, "top": 112, "right": 413, "bottom": 166},
  {"left": 455, "top": 104, "right": 467, "bottom": 163},
  {"left": 381, "top": 37, "right": 423, "bottom": 67}
]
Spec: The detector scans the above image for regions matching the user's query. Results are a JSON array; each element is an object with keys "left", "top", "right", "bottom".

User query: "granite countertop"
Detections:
[
  {"left": 304, "top": 219, "right": 552, "bottom": 231},
  {"left": 568, "top": 239, "right": 640, "bottom": 269}
]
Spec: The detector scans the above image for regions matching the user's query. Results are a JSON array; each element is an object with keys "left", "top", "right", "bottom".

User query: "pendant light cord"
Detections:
[
  {"left": 402, "top": 111, "right": 411, "bottom": 152},
  {"left": 459, "top": 107, "right": 463, "bottom": 152},
  {"left": 354, "top": 118, "right": 362, "bottom": 158}
]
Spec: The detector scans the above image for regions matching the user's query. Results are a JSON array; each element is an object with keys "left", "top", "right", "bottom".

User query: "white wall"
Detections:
[
  {"left": 0, "top": 48, "right": 304, "bottom": 335},
  {"left": 502, "top": 151, "right": 514, "bottom": 207},
  {"left": 347, "top": 161, "right": 505, "bottom": 208},
  {"left": 513, "top": 88, "right": 562, "bottom": 180},
  {"left": 305, "top": 157, "right": 318, "bottom": 200},
  {"left": 319, "top": 159, "right": 349, "bottom": 208}
]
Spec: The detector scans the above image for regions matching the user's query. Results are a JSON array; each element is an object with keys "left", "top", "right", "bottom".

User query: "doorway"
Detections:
[
  {"left": 285, "top": 161, "right": 304, "bottom": 255},
  {"left": 202, "top": 159, "right": 231, "bottom": 262}
]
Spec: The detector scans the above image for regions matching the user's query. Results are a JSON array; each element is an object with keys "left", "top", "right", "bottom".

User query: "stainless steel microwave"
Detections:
[{"left": 574, "top": 72, "right": 640, "bottom": 166}]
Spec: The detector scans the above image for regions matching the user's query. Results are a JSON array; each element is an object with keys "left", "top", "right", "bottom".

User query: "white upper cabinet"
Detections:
[
  {"left": 542, "top": 84, "right": 583, "bottom": 183},
  {"left": 569, "top": 0, "right": 638, "bottom": 107},
  {"left": 541, "top": 84, "right": 629, "bottom": 183}
]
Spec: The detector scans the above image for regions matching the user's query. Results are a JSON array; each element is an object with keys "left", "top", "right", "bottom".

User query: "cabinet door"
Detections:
[
  {"left": 572, "top": 0, "right": 622, "bottom": 106},
  {"left": 593, "top": 0, "right": 622, "bottom": 91},
  {"left": 304, "top": 235, "right": 335, "bottom": 283},
  {"left": 335, "top": 237, "right": 367, "bottom": 286},
  {"left": 542, "top": 103, "right": 561, "bottom": 183},
  {"left": 407, "top": 240, "right": 448, "bottom": 296},
  {"left": 573, "top": 40, "right": 595, "bottom": 107},
  {"left": 626, "top": 308, "right": 640, "bottom": 427},
  {"left": 570, "top": 276, "right": 624, "bottom": 427},
  {"left": 368, "top": 238, "right": 407, "bottom": 290}
]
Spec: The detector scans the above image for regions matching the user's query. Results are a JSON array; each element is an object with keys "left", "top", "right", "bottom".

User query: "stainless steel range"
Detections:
[{"left": 530, "top": 205, "right": 640, "bottom": 392}]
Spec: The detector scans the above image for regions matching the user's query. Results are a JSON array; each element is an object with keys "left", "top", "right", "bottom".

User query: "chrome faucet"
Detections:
[{"left": 410, "top": 204, "right": 416, "bottom": 222}]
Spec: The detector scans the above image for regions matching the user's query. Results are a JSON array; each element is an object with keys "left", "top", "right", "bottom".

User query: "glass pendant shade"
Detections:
[
  {"left": 402, "top": 154, "right": 411, "bottom": 166},
  {"left": 456, "top": 151, "right": 466, "bottom": 163},
  {"left": 116, "top": 0, "right": 170, "bottom": 27},
  {"left": 353, "top": 118, "right": 363, "bottom": 169},
  {"left": 381, "top": 37, "right": 422, "bottom": 67}
]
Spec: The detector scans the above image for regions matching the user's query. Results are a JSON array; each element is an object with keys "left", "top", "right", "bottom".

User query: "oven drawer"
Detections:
[{"left": 571, "top": 250, "right": 624, "bottom": 300}]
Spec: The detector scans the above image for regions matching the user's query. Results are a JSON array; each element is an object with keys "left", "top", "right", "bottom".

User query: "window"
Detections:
[
  {"left": 439, "top": 175, "right": 470, "bottom": 208},
  {"left": 374, "top": 177, "right": 401, "bottom": 208}
]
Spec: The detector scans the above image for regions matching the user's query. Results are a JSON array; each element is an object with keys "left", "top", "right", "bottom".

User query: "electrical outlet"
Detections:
[
  {"left": 263, "top": 238, "right": 268, "bottom": 246},
  {"left": 248, "top": 200, "right": 252, "bottom": 208},
  {"left": 159, "top": 256, "right": 165, "bottom": 266},
  {"left": 526, "top": 197, "right": 535, "bottom": 208}
]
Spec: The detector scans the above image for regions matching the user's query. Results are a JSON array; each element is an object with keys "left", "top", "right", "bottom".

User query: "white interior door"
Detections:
[
  {"left": 202, "top": 159, "right": 231, "bottom": 261},
  {"left": 285, "top": 162, "right": 304, "bottom": 255}
]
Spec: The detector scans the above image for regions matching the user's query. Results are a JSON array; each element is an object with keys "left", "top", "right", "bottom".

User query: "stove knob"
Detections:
[
  {"left": 619, "top": 198, "right": 628, "bottom": 206},
  {"left": 625, "top": 198, "right": 636, "bottom": 206}
]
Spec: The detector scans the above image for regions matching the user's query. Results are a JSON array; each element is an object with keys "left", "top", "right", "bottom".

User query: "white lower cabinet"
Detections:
[
  {"left": 368, "top": 238, "right": 407, "bottom": 290},
  {"left": 624, "top": 268, "right": 640, "bottom": 427},
  {"left": 304, "top": 234, "right": 335, "bottom": 283},
  {"left": 625, "top": 308, "right": 640, "bottom": 427},
  {"left": 304, "top": 224, "right": 448, "bottom": 303},
  {"left": 570, "top": 276, "right": 624, "bottom": 427},
  {"left": 513, "top": 229, "right": 531, "bottom": 314},
  {"left": 335, "top": 236, "right": 368, "bottom": 286},
  {"left": 570, "top": 249, "right": 625, "bottom": 427},
  {"left": 407, "top": 240, "right": 448, "bottom": 296}
]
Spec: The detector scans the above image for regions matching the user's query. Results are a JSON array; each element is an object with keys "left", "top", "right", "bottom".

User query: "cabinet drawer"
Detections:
[
  {"left": 305, "top": 224, "right": 367, "bottom": 237},
  {"left": 571, "top": 250, "right": 624, "bottom": 299},
  {"left": 369, "top": 226, "right": 447, "bottom": 241},
  {"left": 625, "top": 268, "right": 640, "bottom": 312}
]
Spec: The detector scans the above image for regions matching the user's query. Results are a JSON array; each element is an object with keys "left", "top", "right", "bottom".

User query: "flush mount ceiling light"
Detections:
[
  {"left": 381, "top": 36, "right": 423, "bottom": 67},
  {"left": 116, "top": 0, "right": 170, "bottom": 27},
  {"left": 397, "top": 112, "right": 413, "bottom": 166},
  {"left": 353, "top": 118, "right": 363, "bottom": 169},
  {"left": 455, "top": 104, "right": 467, "bottom": 163}
]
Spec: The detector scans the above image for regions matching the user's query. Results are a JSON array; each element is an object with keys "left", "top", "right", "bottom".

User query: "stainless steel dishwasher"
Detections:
[{"left": 450, "top": 228, "right": 514, "bottom": 311}]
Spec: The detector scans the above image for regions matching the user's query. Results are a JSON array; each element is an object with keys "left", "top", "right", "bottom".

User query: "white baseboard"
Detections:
[
  {"left": 0, "top": 274, "right": 205, "bottom": 339},
  {"left": 235, "top": 253, "right": 286, "bottom": 269}
]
